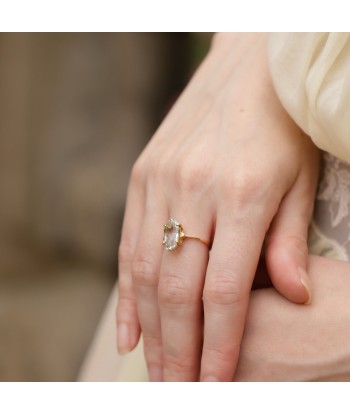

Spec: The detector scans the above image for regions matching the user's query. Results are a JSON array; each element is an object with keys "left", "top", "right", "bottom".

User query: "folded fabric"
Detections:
[{"left": 269, "top": 33, "right": 350, "bottom": 163}]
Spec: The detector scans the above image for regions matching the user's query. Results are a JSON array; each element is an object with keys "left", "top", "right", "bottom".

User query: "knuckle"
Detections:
[
  {"left": 143, "top": 334, "right": 162, "bottom": 350},
  {"left": 175, "top": 159, "right": 212, "bottom": 194},
  {"left": 267, "top": 233, "right": 307, "bottom": 258},
  {"left": 223, "top": 172, "right": 270, "bottom": 208},
  {"left": 282, "top": 233, "right": 307, "bottom": 248},
  {"left": 132, "top": 258, "right": 158, "bottom": 287},
  {"left": 203, "top": 343, "right": 238, "bottom": 366},
  {"left": 203, "top": 272, "right": 247, "bottom": 307},
  {"left": 118, "top": 240, "right": 134, "bottom": 265},
  {"left": 231, "top": 173, "right": 261, "bottom": 201},
  {"left": 143, "top": 334, "right": 162, "bottom": 355},
  {"left": 118, "top": 288, "right": 135, "bottom": 305},
  {"left": 270, "top": 232, "right": 306, "bottom": 247},
  {"left": 164, "top": 352, "right": 198, "bottom": 376},
  {"left": 143, "top": 335, "right": 163, "bottom": 367},
  {"left": 266, "top": 233, "right": 308, "bottom": 269},
  {"left": 158, "top": 272, "right": 195, "bottom": 306},
  {"left": 130, "top": 158, "right": 146, "bottom": 186},
  {"left": 151, "top": 156, "right": 169, "bottom": 182}
]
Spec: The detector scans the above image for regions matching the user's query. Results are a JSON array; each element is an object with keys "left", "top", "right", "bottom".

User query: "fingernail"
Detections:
[
  {"left": 298, "top": 267, "right": 312, "bottom": 305},
  {"left": 117, "top": 323, "right": 130, "bottom": 355},
  {"left": 148, "top": 365, "right": 163, "bottom": 382},
  {"left": 202, "top": 376, "right": 219, "bottom": 382}
]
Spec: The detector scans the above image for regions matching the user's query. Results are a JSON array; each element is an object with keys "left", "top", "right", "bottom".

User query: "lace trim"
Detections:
[{"left": 311, "top": 152, "right": 350, "bottom": 261}]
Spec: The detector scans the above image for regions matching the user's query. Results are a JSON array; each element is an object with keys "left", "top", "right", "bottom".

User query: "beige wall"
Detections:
[
  {"left": 0, "top": 33, "right": 175, "bottom": 267},
  {"left": 0, "top": 33, "right": 213, "bottom": 380}
]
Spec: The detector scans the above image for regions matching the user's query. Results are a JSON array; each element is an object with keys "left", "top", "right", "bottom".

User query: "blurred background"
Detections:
[{"left": 0, "top": 33, "right": 211, "bottom": 381}]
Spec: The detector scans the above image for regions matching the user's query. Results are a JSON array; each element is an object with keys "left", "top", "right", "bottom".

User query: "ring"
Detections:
[{"left": 162, "top": 218, "right": 210, "bottom": 251}]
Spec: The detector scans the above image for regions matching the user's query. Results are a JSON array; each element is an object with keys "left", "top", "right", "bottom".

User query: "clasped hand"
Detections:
[{"left": 117, "top": 33, "right": 320, "bottom": 381}]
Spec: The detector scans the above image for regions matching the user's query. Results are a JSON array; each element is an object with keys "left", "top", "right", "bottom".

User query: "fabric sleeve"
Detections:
[{"left": 268, "top": 33, "right": 350, "bottom": 163}]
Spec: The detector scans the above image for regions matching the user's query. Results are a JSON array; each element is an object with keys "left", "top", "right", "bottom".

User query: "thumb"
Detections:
[{"left": 265, "top": 176, "right": 316, "bottom": 305}]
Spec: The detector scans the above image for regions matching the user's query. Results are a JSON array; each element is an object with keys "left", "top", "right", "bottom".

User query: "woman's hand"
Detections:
[
  {"left": 117, "top": 33, "right": 320, "bottom": 381},
  {"left": 235, "top": 255, "right": 350, "bottom": 381}
]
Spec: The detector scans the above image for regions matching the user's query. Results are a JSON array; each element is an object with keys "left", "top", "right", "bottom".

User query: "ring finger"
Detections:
[{"left": 158, "top": 208, "right": 212, "bottom": 381}]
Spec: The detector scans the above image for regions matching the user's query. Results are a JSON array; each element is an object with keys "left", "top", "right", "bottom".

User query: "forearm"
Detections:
[
  {"left": 306, "top": 256, "right": 350, "bottom": 381},
  {"left": 235, "top": 255, "right": 350, "bottom": 381}
]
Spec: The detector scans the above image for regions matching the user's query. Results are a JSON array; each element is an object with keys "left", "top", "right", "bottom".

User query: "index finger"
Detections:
[{"left": 200, "top": 209, "right": 268, "bottom": 381}]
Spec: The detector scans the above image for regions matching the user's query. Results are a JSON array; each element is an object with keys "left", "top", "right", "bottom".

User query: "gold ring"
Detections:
[{"left": 162, "top": 218, "right": 210, "bottom": 251}]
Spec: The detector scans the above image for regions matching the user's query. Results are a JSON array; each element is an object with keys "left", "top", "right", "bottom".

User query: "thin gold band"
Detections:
[{"left": 183, "top": 235, "right": 210, "bottom": 247}]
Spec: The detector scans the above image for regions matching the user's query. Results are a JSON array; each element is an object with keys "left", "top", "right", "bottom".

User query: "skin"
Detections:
[
  {"left": 235, "top": 255, "right": 350, "bottom": 382},
  {"left": 117, "top": 33, "right": 320, "bottom": 381}
]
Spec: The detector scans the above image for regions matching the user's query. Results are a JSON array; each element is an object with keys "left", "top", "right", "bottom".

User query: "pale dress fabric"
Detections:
[
  {"left": 78, "top": 33, "right": 350, "bottom": 381},
  {"left": 268, "top": 32, "right": 350, "bottom": 260}
]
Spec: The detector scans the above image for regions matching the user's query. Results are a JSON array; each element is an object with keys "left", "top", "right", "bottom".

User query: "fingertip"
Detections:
[
  {"left": 266, "top": 246, "right": 311, "bottom": 304},
  {"left": 117, "top": 323, "right": 131, "bottom": 354},
  {"left": 117, "top": 322, "right": 141, "bottom": 355},
  {"left": 276, "top": 280, "right": 310, "bottom": 305}
]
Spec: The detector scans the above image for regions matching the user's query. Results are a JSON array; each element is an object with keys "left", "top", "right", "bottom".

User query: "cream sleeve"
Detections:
[{"left": 268, "top": 33, "right": 350, "bottom": 163}]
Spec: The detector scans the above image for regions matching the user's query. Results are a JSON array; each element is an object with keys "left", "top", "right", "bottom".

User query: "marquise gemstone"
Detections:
[{"left": 163, "top": 219, "right": 181, "bottom": 250}]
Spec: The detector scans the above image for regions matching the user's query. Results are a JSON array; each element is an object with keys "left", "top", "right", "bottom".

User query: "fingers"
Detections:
[
  {"left": 265, "top": 173, "right": 317, "bottom": 305},
  {"left": 200, "top": 209, "right": 267, "bottom": 381},
  {"left": 158, "top": 213, "right": 211, "bottom": 381},
  {"left": 132, "top": 205, "right": 167, "bottom": 382},
  {"left": 117, "top": 177, "right": 144, "bottom": 355}
]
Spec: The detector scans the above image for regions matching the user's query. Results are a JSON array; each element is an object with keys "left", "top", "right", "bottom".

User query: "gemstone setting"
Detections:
[{"left": 162, "top": 218, "right": 184, "bottom": 251}]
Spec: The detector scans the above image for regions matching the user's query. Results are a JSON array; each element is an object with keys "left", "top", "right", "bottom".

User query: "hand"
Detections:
[
  {"left": 117, "top": 33, "right": 320, "bottom": 381},
  {"left": 235, "top": 255, "right": 350, "bottom": 381}
]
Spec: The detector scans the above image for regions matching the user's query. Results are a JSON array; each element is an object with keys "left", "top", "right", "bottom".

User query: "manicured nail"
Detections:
[
  {"left": 202, "top": 376, "right": 219, "bottom": 382},
  {"left": 148, "top": 365, "right": 163, "bottom": 382},
  {"left": 298, "top": 267, "right": 312, "bottom": 305},
  {"left": 117, "top": 323, "right": 130, "bottom": 355}
]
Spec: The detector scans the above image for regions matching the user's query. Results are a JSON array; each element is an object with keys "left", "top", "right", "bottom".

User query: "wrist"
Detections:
[
  {"left": 210, "top": 32, "right": 267, "bottom": 53},
  {"left": 196, "top": 32, "right": 272, "bottom": 104}
]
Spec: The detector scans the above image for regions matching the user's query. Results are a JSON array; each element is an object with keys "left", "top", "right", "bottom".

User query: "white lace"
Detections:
[{"left": 309, "top": 152, "right": 350, "bottom": 261}]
